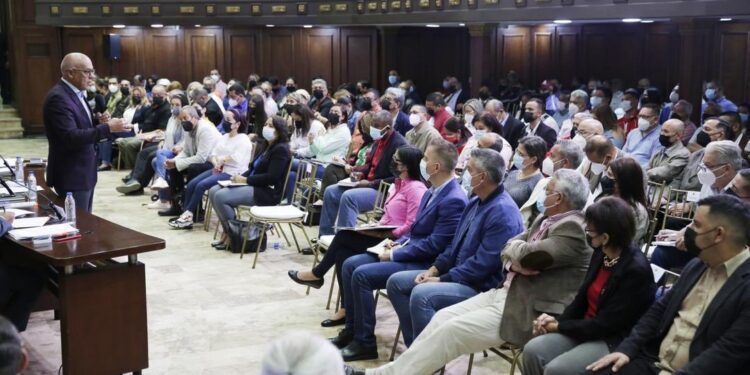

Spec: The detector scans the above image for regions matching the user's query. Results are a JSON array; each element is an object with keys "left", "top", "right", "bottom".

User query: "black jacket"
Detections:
[
  {"left": 502, "top": 116, "right": 526, "bottom": 151},
  {"left": 353, "top": 130, "right": 407, "bottom": 189},
  {"left": 531, "top": 122, "right": 558, "bottom": 151},
  {"left": 205, "top": 99, "right": 224, "bottom": 128},
  {"left": 242, "top": 142, "right": 292, "bottom": 206},
  {"left": 393, "top": 111, "right": 413, "bottom": 137},
  {"left": 132, "top": 102, "right": 171, "bottom": 133},
  {"left": 616, "top": 256, "right": 750, "bottom": 374},
  {"left": 308, "top": 96, "right": 334, "bottom": 118},
  {"left": 557, "top": 245, "right": 656, "bottom": 350}
]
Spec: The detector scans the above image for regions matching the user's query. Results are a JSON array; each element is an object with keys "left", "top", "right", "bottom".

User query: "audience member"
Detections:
[
  {"left": 671, "top": 99, "right": 698, "bottom": 145},
  {"left": 523, "top": 99, "right": 557, "bottom": 150},
  {"left": 596, "top": 158, "right": 650, "bottom": 245},
  {"left": 424, "top": 92, "right": 451, "bottom": 136},
  {"left": 617, "top": 89, "right": 640, "bottom": 136},
  {"left": 404, "top": 105, "right": 441, "bottom": 153},
  {"left": 579, "top": 135, "right": 624, "bottom": 194},
  {"left": 309, "top": 78, "right": 334, "bottom": 118},
  {"left": 442, "top": 117, "right": 471, "bottom": 154},
  {"left": 382, "top": 87, "right": 412, "bottom": 136},
  {"left": 593, "top": 104, "right": 624, "bottom": 149},
  {"left": 702, "top": 80, "right": 738, "bottom": 113},
  {"left": 505, "top": 136, "right": 547, "bottom": 207},
  {"left": 461, "top": 98, "right": 484, "bottom": 134},
  {"left": 647, "top": 119, "right": 690, "bottom": 187},
  {"left": 622, "top": 103, "right": 663, "bottom": 167},
  {"left": 485, "top": 99, "right": 526, "bottom": 151},
  {"left": 115, "top": 84, "right": 171, "bottom": 172}
]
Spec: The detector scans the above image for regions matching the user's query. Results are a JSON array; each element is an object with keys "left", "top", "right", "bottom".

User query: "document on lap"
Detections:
[{"left": 217, "top": 180, "right": 246, "bottom": 187}]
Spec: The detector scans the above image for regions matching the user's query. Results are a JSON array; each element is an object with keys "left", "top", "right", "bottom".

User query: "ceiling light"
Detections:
[
  {"left": 459, "top": 23, "right": 465, "bottom": 27},
  {"left": 113, "top": 24, "right": 126, "bottom": 29},
  {"left": 622, "top": 18, "right": 641, "bottom": 23},
  {"left": 195, "top": 24, "right": 201, "bottom": 27},
  {"left": 720, "top": 18, "right": 733, "bottom": 22},
  {"left": 303, "top": 25, "right": 313, "bottom": 28},
  {"left": 554, "top": 19, "right": 572, "bottom": 24},
  {"left": 266, "top": 24, "right": 275, "bottom": 28},
  {"left": 640, "top": 20, "right": 654, "bottom": 24},
  {"left": 151, "top": 24, "right": 164, "bottom": 28},
  {"left": 426, "top": 24, "right": 440, "bottom": 28}
]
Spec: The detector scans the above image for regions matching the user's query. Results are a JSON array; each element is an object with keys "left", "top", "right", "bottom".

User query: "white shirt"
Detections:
[
  {"left": 291, "top": 120, "right": 326, "bottom": 157},
  {"left": 209, "top": 93, "right": 226, "bottom": 115},
  {"left": 212, "top": 133, "right": 253, "bottom": 176},
  {"left": 265, "top": 97, "right": 279, "bottom": 117}
]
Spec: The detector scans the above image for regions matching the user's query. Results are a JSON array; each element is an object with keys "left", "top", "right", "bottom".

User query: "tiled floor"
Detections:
[{"left": 5, "top": 138, "right": 513, "bottom": 374}]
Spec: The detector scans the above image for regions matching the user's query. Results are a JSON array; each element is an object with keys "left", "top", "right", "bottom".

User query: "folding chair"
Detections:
[
  {"left": 660, "top": 188, "right": 697, "bottom": 230},
  {"left": 447, "top": 343, "right": 523, "bottom": 375},
  {"left": 643, "top": 180, "right": 669, "bottom": 251},
  {"left": 359, "top": 180, "right": 392, "bottom": 224}
]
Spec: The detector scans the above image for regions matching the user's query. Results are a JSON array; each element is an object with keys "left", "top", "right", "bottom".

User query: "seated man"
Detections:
[
  {"left": 622, "top": 103, "right": 663, "bottom": 168},
  {"left": 404, "top": 105, "right": 442, "bottom": 153},
  {"left": 384, "top": 149, "right": 524, "bottom": 348},
  {"left": 587, "top": 194, "right": 750, "bottom": 375},
  {"left": 332, "top": 141, "right": 469, "bottom": 361},
  {"left": 579, "top": 135, "right": 624, "bottom": 195},
  {"left": 345, "top": 169, "right": 592, "bottom": 375},
  {"left": 318, "top": 110, "right": 407, "bottom": 236},
  {"left": 158, "top": 105, "right": 221, "bottom": 217},
  {"left": 647, "top": 118, "right": 690, "bottom": 187},
  {"left": 114, "top": 84, "right": 171, "bottom": 170},
  {"left": 0, "top": 316, "right": 29, "bottom": 374}
]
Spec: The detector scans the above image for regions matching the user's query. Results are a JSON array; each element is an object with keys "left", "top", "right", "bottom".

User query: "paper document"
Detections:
[
  {"left": 651, "top": 264, "right": 667, "bottom": 283},
  {"left": 337, "top": 178, "right": 359, "bottom": 187},
  {"left": 218, "top": 180, "right": 246, "bottom": 187},
  {"left": 652, "top": 241, "right": 676, "bottom": 247},
  {"left": 340, "top": 224, "right": 398, "bottom": 232},
  {"left": 5, "top": 208, "right": 33, "bottom": 217},
  {"left": 8, "top": 223, "right": 78, "bottom": 240},
  {"left": 366, "top": 239, "right": 392, "bottom": 256},
  {"left": 11, "top": 217, "right": 50, "bottom": 229}
]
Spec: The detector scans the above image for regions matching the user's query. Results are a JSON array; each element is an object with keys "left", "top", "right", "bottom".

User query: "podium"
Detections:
[{"left": 0, "top": 167, "right": 165, "bottom": 375}]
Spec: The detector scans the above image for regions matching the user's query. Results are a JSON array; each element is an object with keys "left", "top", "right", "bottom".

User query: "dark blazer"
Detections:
[
  {"left": 205, "top": 99, "right": 224, "bottom": 127},
  {"left": 393, "top": 111, "right": 414, "bottom": 137},
  {"left": 131, "top": 102, "right": 171, "bottom": 133},
  {"left": 242, "top": 142, "right": 292, "bottom": 206},
  {"left": 353, "top": 130, "right": 408, "bottom": 189},
  {"left": 502, "top": 116, "right": 526, "bottom": 151},
  {"left": 309, "top": 96, "right": 334, "bottom": 118},
  {"left": 616, "top": 256, "right": 750, "bottom": 375},
  {"left": 558, "top": 245, "right": 656, "bottom": 350},
  {"left": 532, "top": 122, "right": 558, "bottom": 151},
  {"left": 392, "top": 179, "right": 468, "bottom": 264},
  {"left": 43, "top": 80, "right": 111, "bottom": 191},
  {"left": 89, "top": 93, "right": 106, "bottom": 115}
]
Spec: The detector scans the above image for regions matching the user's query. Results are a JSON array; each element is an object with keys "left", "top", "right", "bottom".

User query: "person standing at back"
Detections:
[{"left": 43, "top": 52, "right": 129, "bottom": 212}]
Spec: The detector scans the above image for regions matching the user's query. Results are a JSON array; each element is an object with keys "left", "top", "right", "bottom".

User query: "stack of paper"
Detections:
[
  {"left": 366, "top": 239, "right": 392, "bottom": 256},
  {"left": 8, "top": 223, "right": 78, "bottom": 240},
  {"left": 11, "top": 217, "right": 50, "bottom": 229},
  {"left": 218, "top": 180, "right": 246, "bottom": 188}
]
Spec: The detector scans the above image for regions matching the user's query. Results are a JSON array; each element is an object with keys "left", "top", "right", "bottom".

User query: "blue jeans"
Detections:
[
  {"left": 183, "top": 169, "right": 229, "bottom": 214},
  {"left": 342, "top": 254, "right": 430, "bottom": 346},
  {"left": 386, "top": 270, "right": 478, "bottom": 346},
  {"left": 153, "top": 149, "right": 175, "bottom": 179},
  {"left": 318, "top": 185, "right": 377, "bottom": 236},
  {"left": 98, "top": 130, "right": 135, "bottom": 164},
  {"left": 650, "top": 245, "right": 696, "bottom": 272}
]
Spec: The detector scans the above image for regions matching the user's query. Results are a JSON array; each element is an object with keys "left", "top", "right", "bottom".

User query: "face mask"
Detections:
[
  {"left": 740, "top": 113, "right": 749, "bottom": 124},
  {"left": 572, "top": 134, "right": 587, "bottom": 149},
  {"left": 696, "top": 130, "right": 711, "bottom": 148},
  {"left": 409, "top": 113, "right": 422, "bottom": 126},
  {"left": 684, "top": 226, "right": 719, "bottom": 257},
  {"left": 380, "top": 98, "right": 392, "bottom": 110},
  {"left": 228, "top": 98, "right": 238, "bottom": 107},
  {"left": 211, "top": 74, "right": 220, "bottom": 82},
  {"left": 638, "top": 118, "right": 652, "bottom": 131},
  {"left": 536, "top": 192, "right": 559, "bottom": 215},
  {"left": 448, "top": 85, "right": 457, "bottom": 93},
  {"left": 287, "top": 85, "right": 296, "bottom": 92},
  {"left": 153, "top": 96, "right": 164, "bottom": 106},
  {"left": 556, "top": 98, "right": 566, "bottom": 110},
  {"left": 599, "top": 175, "right": 616, "bottom": 195},
  {"left": 542, "top": 158, "right": 561, "bottom": 176},
  {"left": 442, "top": 80, "right": 449, "bottom": 90},
  {"left": 133, "top": 96, "right": 142, "bottom": 104},
  {"left": 370, "top": 126, "right": 385, "bottom": 141},
  {"left": 327, "top": 113, "right": 341, "bottom": 125},
  {"left": 669, "top": 91, "right": 679, "bottom": 103},
  {"left": 390, "top": 160, "right": 401, "bottom": 177},
  {"left": 464, "top": 114, "right": 474, "bottom": 125},
  {"left": 248, "top": 80, "right": 258, "bottom": 88},
  {"left": 388, "top": 75, "right": 398, "bottom": 85},
  {"left": 585, "top": 233, "right": 604, "bottom": 251},
  {"left": 313, "top": 90, "right": 324, "bottom": 99},
  {"left": 590, "top": 160, "right": 606, "bottom": 175},
  {"left": 568, "top": 103, "right": 580, "bottom": 116},
  {"left": 222, "top": 121, "right": 233, "bottom": 133},
  {"left": 468, "top": 172, "right": 484, "bottom": 191},
  {"left": 171, "top": 107, "right": 180, "bottom": 117},
  {"left": 670, "top": 112, "right": 682, "bottom": 121},
  {"left": 108, "top": 84, "right": 118, "bottom": 94},
  {"left": 181, "top": 120, "right": 195, "bottom": 132},
  {"left": 621, "top": 101, "right": 632, "bottom": 112},
  {"left": 659, "top": 134, "right": 674, "bottom": 148},
  {"left": 590, "top": 96, "right": 603, "bottom": 108},
  {"left": 262, "top": 126, "right": 276, "bottom": 141},
  {"left": 120, "top": 87, "right": 130, "bottom": 97},
  {"left": 697, "top": 165, "right": 722, "bottom": 186},
  {"left": 705, "top": 88, "right": 717, "bottom": 100},
  {"left": 473, "top": 129, "right": 487, "bottom": 140},
  {"left": 427, "top": 108, "right": 436, "bottom": 116},
  {"left": 445, "top": 134, "right": 459, "bottom": 143},
  {"left": 513, "top": 154, "right": 526, "bottom": 170},
  {"left": 522, "top": 111, "right": 535, "bottom": 123},
  {"left": 419, "top": 159, "right": 435, "bottom": 181},
  {"left": 479, "top": 92, "right": 490, "bottom": 100}
]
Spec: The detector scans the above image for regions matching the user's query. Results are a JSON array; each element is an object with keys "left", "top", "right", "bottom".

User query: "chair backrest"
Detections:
[
  {"left": 290, "top": 160, "right": 319, "bottom": 210},
  {"left": 662, "top": 188, "right": 698, "bottom": 226},
  {"left": 278, "top": 159, "right": 295, "bottom": 203},
  {"left": 645, "top": 180, "right": 668, "bottom": 220},
  {"left": 366, "top": 180, "right": 393, "bottom": 223}
]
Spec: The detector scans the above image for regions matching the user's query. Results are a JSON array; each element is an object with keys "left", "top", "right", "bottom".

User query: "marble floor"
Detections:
[{"left": 2, "top": 138, "right": 514, "bottom": 375}]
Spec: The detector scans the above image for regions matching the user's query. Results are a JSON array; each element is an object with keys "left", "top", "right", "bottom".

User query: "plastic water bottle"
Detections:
[
  {"left": 26, "top": 173, "right": 37, "bottom": 202},
  {"left": 14, "top": 156, "right": 23, "bottom": 184},
  {"left": 65, "top": 192, "right": 76, "bottom": 226}
]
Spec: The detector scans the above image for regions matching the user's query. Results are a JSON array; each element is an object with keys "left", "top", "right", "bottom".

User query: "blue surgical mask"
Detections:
[
  {"left": 590, "top": 96, "right": 603, "bottom": 108},
  {"left": 388, "top": 75, "right": 398, "bottom": 85},
  {"left": 705, "top": 88, "right": 717, "bottom": 100},
  {"left": 513, "top": 154, "right": 526, "bottom": 170},
  {"left": 370, "top": 126, "right": 385, "bottom": 141},
  {"left": 536, "top": 191, "right": 547, "bottom": 214},
  {"left": 740, "top": 113, "right": 749, "bottom": 124}
]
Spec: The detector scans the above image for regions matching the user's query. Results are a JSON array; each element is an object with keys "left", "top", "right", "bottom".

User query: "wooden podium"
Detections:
[{"left": 0, "top": 168, "right": 165, "bottom": 375}]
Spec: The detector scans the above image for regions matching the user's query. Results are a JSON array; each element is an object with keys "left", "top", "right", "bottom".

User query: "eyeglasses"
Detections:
[{"left": 71, "top": 68, "right": 96, "bottom": 76}]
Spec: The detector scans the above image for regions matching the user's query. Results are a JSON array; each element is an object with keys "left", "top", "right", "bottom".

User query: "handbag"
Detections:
[{"left": 226, "top": 219, "right": 267, "bottom": 254}]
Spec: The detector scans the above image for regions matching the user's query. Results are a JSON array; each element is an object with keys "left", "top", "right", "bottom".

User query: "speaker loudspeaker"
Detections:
[{"left": 104, "top": 34, "right": 121, "bottom": 61}]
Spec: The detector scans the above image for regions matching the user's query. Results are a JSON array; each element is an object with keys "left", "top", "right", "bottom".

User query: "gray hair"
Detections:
[
  {"left": 151, "top": 84, "right": 166, "bottom": 95},
  {"left": 372, "top": 109, "right": 393, "bottom": 125},
  {"left": 384, "top": 87, "right": 406, "bottom": 106},
  {"left": 470, "top": 148, "right": 506, "bottom": 184},
  {"left": 411, "top": 105, "right": 427, "bottom": 115},
  {"left": 551, "top": 169, "right": 590, "bottom": 210},
  {"left": 485, "top": 99, "right": 504, "bottom": 113},
  {"left": 706, "top": 140, "right": 743, "bottom": 171},
  {"left": 312, "top": 78, "right": 328, "bottom": 88},
  {"left": 570, "top": 89, "right": 589, "bottom": 103},
  {"left": 0, "top": 316, "right": 23, "bottom": 375},
  {"left": 181, "top": 105, "right": 200, "bottom": 120},
  {"left": 556, "top": 140, "right": 585, "bottom": 169},
  {"left": 191, "top": 87, "right": 208, "bottom": 100}
]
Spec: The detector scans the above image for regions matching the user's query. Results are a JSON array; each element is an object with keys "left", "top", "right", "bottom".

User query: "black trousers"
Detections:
[
  {"left": 131, "top": 144, "right": 159, "bottom": 186},
  {"left": 167, "top": 161, "right": 213, "bottom": 204},
  {"left": 320, "top": 164, "right": 348, "bottom": 198},
  {"left": 0, "top": 264, "right": 46, "bottom": 331},
  {"left": 312, "top": 230, "right": 382, "bottom": 307}
]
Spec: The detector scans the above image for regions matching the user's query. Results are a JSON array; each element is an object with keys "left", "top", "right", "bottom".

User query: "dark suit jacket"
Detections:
[
  {"left": 393, "top": 111, "right": 413, "bottom": 137},
  {"left": 353, "top": 130, "right": 408, "bottom": 189},
  {"left": 558, "top": 245, "right": 656, "bottom": 350},
  {"left": 616, "top": 256, "right": 750, "bottom": 375},
  {"left": 131, "top": 102, "right": 171, "bottom": 133},
  {"left": 205, "top": 99, "right": 224, "bottom": 128},
  {"left": 43, "top": 80, "right": 111, "bottom": 191},
  {"left": 532, "top": 122, "right": 558, "bottom": 151},
  {"left": 242, "top": 142, "right": 292, "bottom": 206},
  {"left": 392, "top": 179, "right": 468, "bottom": 264},
  {"left": 502, "top": 116, "right": 526, "bottom": 151},
  {"left": 309, "top": 96, "right": 334, "bottom": 118}
]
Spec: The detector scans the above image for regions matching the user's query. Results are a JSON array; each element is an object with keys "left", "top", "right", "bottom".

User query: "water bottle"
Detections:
[
  {"left": 65, "top": 192, "right": 76, "bottom": 226},
  {"left": 26, "top": 173, "right": 37, "bottom": 203},
  {"left": 14, "top": 156, "right": 23, "bottom": 184}
]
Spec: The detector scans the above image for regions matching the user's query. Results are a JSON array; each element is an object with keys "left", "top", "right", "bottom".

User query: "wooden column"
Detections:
[
  {"left": 468, "top": 24, "right": 494, "bottom": 97},
  {"left": 677, "top": 19, "right": 713, "bottom": 125}
]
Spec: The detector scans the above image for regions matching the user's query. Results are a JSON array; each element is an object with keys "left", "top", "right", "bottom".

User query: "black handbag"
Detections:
[{"left": 226, "top": 219, "right": 267, "bottom": 254}]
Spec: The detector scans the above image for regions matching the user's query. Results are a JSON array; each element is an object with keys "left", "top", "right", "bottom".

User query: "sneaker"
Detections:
[
  {"left": 116, "top": 181, "right": 142, "bottom": 195},
  {"left": 147, "top": 201, "right": 171, "bottom": 210},
  {"left": 151, "top": 177, "right": 169, "bottom": 191},
  {"left": 168, "top": 217, "right": 193, "bottom": 229},
  {"left": 313, "top": 199, "right": 324, "bottom": 206}
]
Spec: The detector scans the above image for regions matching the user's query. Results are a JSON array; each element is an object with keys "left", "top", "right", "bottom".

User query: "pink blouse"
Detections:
[{"left": 379, "top": 178, "right": 428, "bottom": 238}]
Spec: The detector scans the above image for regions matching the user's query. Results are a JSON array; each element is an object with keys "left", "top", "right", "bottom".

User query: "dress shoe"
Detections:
[
  {"left": 343, "top": 364, "right": 365, "bottom": 375},
  {"left": 211, "top": 239, "right": 224, "bottom": 247},
  {"left": 341, "top": 341, "right": 379, "bottom": 362},
  {"left": 287, "top": 270, "right": 324, "bottom": 289},
  {"left": 329, "top": 328, "right": 353, "bottom": 349},
  {"left": 213, "top": 243, "right": 228, "bottom": 250},
  {"left": 97, "top": 164, "right": 112, "bottom": 171},
  {"left": 121, "top": 174, "right": 132, "bottom": 183},
  {"left": 321, "top": 316, "right": 346, "bottom": 327},
  {"left": 300, "top": 247, "right": 315, "bottom": 255},
  {"left": 116, "top": 181, "right": 142, "bottom": 195},
  {"left": 158, "top": 206, "right": 182, "bottom": 217}
]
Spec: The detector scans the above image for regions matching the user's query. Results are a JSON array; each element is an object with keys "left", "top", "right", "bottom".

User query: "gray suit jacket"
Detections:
[
  {"left": 678, "top": 149, "right": 704, "bottom": 191},
  {"left": 647, "top": 142, "right": 691, "bottom": 187},
  {"left": 498, "top": 211, "right": 593, "bottom": 346}
]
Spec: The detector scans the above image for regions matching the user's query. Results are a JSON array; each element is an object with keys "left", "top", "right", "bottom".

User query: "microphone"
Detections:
[
  {"left": 0, "top": 154, "right": 16, "bottom": 180},
  {"left": 36, "top": 190, "right": 66, "bottom": 223},
  {"left": 0, "top": 175, "right": 14, "bottom": 197}
]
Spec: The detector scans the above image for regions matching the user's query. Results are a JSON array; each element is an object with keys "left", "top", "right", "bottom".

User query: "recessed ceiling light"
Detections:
[
  {"left": 720, "top": 18, "right": 733, "bottom": 22},
  {"left": 151, "top": 24, "right": 164, "bottom": 28},
  {"left": 266, "top": 24, "right": 275, "bottom": 28},
  {"left": 303, "top": 25, "right": 313, "bottom": 28},
  {"left": 554, "top": 19, "right": 572, "bottom": 24},
  {"left": 622, "top": 18, "right": 642, "bottom": 23},
  {"left": 459, "top": 23, "right": 465, "bottom": 27},
  {"left": 195, "top": 24, "right": 201, "bottom": 27},
  {"left": 640, "top": 20, "right": 654, "bottom": 24},
  {"left": 426, "top": 24, "right": 440, "bottom": 28},
  {"left": 113, "top": 24, "right": 126, "bottom": 29}
]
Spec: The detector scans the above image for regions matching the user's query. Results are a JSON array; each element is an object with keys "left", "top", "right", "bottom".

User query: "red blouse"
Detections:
[{"left": 584, "top": 267, "right": 612, "bottom": 319}]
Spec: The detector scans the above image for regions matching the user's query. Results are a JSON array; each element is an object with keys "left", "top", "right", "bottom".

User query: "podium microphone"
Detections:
[{"left": 0, "top": 154, "right": 16, "bottom": 180}]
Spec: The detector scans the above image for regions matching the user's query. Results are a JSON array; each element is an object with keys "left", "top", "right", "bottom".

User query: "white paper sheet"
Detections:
[{"left": 11, "top": 217, "right": 50, "bottom": 229}]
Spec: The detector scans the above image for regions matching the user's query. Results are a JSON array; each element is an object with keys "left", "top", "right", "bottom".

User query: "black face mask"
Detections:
[
  {"left": 389, "top": 160, "right": 400, "bottom": 177},
  {"left": 313, "top": 90, "right": 324, "bottom": 99},
  {"left": 670, "top": 112, "right": 682, "bottom": 121},
  {"left": 659, "top": 134, "right": 674, "bottom": 148},
  {"left": 359, "top": 98, "right": 373, "bottom": 112},
  {"left": 247, "top": 80, "right": 257, "bottom": 88},
  {"left": 153, "top": 96, "right": 164, "bottom": 106},
  {"left": 427, "top": 108, "right": 436, "bottom": 116},
  {"left": 696, "top": 130, "right": 711, "bottom": 148},
  {"left": 479, "top": 92, "right": 490, "bottom": 100},
  {"left": 683, "top": 226, "right": 718, "bottom": 257},
  {"left": 132, "top": 96, "right": 142, "bottom": 104},
  {"left": 286, "top": 85, "right": 296, "bottom": 92},
  {"left": 222, "top": 121, "right": 233, "bottom": 133},
  {"left": 327, "top": 113, "right": 341, "bottom": 125},
  {"left": 294, "top": 120, "right": 304, "bottom": 129},
  {"left": 181, "top": 120, "right": 194, "bottom": 132},
  {"left": 121, "top": 87, "right": 130, "bottom": 97},
  {"left": 380, "top": 98, "right": 392, "bottom": 110},
  {"left": 522, "top": 111, "right": 535, "bottom": 123},
  {"left": 448, "top": 85, "right": 457, "bottom": 93},
  {"left": 599, "top": 175, "right": 616, "bottom": 195}
]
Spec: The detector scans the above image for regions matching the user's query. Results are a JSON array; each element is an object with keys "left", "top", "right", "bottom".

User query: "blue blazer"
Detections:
[
  {"left": 433, "top": 185, "right": 525, "bottom": 292},
  {"left": 393, "top": 111, "right": 414, "bottom": 137},
  {"left": 392, "top": 179, "right": 468, "bottom": 264},
  {"left": 43, "top": 80, "right": 111, "bottom": 191}
]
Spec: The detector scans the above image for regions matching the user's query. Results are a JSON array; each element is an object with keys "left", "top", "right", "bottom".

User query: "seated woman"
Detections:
[
  {"left": 596, "top": 157, "right": 650, "bottom": 246},
  {"left": 593, "top": 104, "right": 625, "bottom": 149},
  {"left": 456, "top": 113, "right": 512, "bottom": 173},
  {"left": 285, "top": 105, "right": 327, "bottom": 201},
  {"left": 319, "top": 119, "right": 374, "bottom": 198},
  {"left": 287, "top": 146, "right": 427, "bottom": 326},
  {"left": 506, "top": 135, "right": 547, "bottom": 207},
  {"left": 309, "top": 105, "right": 352, "bottom": 166},
  {"left": 523, "top": 196, "right": 655, "bottom": 375},
  {"left": 442, "top": 117, "right": 472, "bottom": 154},
  {"left": 208, "top": 116, "right": 292, "bottom": 249},
  {"left": 170, "top": 109, "right": 253, "bottom": 229},
  {"left": 461, "top": 98, "right": 484, "bottom": 134},
  {"left": 246, "top": 94, "right": 268, "bottom": 138}
]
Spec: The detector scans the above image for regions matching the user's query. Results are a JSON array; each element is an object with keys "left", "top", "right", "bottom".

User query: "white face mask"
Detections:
[
  {"left": 621, "top": 101, "right": 633, "bottom": 112},
  {"left": 211, "top": 74, "right": 220, "bottom": 83},
  {"left": 419, "top": 159, "right": 435, "bottom": 181},
  {"left": 464, "top": 114, "right": 474, "bottom": 125},
  {"left": 697, "top": 164, "right": 725, "bottom": 187},
  {"left": 572, "top": 134, "right": 587, "bottom": 149},
  {"left": 409, "top": 113, "right": 422, "bottom": 126},
  {"left": 638, "top": 118, "right": 652, "bottom": 132},
  {"left": 228, "top": 98, "right": 238, "bottom": 108},
  {"left": 556, "top": 99, "right": 566, "bottom": 110},
  {"left": 262, "top": 127, "right": 276, "bottom": 142},
  {"left": 590, "top": 161, "right": 606, "bottom": 175},
  {"left": 108, "top": 84, "right": 118, "bottom": 94},
  {"left": 568, "top": 103, "right": 580, "bottom": 116},
  {"left": 669, "top": 91, "right": 679, "bottom": 103},
  {"left": 590, "top": 96, "right": 603, "bottom": 108},
  {"left": 542, "top": 158, "right": 555, "bottom": 176},
  {"left": 473, "top": 129, "right": 486, "bottom": 140}
]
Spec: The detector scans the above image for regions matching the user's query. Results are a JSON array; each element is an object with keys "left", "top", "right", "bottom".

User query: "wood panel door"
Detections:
[
  {"left": 261, "top": 28, "right": 298, "bottom": 87},
  {"left": 302, "top": 28, "right": 340, "bottom": 88},
  {"left": 714, "top": 23, "right": 750, "bottom": 103},
  {"left": 183, "top": 27, "right": 224, "bottom": 85},
  {"left": 340, "top": 28, "right": 378, "bottom": 88},
  {"left": 107, "top": 27, "right": 145, "bottom": 83},
  {"left": 143, "top": 27, "right": 183, "bottom": 83},
  {"left": 495, "top": 26, "right": 531, "bottom": 86},
  {"left": 223, "top": 28, "right": 262, "bottom": 84}
]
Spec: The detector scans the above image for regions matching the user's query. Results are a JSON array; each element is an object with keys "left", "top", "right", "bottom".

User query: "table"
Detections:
[{"left": 1, "top": 167, "right": 165, "bottom": 374}]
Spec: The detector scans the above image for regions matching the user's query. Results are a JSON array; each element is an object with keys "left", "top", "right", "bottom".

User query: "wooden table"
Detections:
[{"left": 1, "top": 167, "right": 165, "bottom": 375}]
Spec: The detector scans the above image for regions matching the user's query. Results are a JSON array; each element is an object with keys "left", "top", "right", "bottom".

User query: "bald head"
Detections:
[
  {"left": 662, "top": 119, "right": 685, "bottom": 135},
  {"left": 660, "top": 118, "right": 686, "bottom": 147},
  {"left": 60, "top": 52, "right": 95, "bottom": 90},
  {"left": 584, "top": 135, "right": 616, "bottom": 162},
  {"left": 578, "top": 118, "right": 604, "bottom": 138}
]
